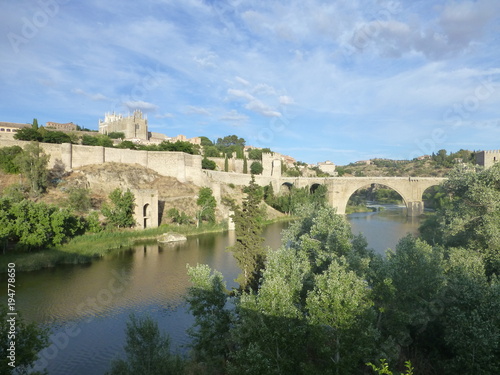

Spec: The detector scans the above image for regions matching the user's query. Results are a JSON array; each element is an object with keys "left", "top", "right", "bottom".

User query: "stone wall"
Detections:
[
  {"left": 476, "top": 150, "right": 500, "bottom": 168},
  {"left": 0, "top": 139, "right": 204, "bottom": 185}
]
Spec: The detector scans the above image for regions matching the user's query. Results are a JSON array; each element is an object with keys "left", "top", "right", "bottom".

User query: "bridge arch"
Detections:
[
  {"left": 280, "top": 182, "right": 293, "bottom": 194},
  {"left": 342, "top": 182, "right": 408, "bottom": 214},
  {"left": 310, "top": 183, "right": 322, "bottom": 194}
]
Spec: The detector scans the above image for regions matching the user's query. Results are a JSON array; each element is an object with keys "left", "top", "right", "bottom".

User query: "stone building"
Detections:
[
  {"left": 317, "top": 161, "right": 338, "bottom": 176},
  {"left": 0, "top": 122, "right": 31, "bottom": 136},
  {"left": 98, "top": 110, "right": 149, "bottom": 141},
  {"left": 46, "top": 122, "right": 77, "bottom": 131},
  {"left": 476, "top": 150, "right": 500, "bottom": 168}
]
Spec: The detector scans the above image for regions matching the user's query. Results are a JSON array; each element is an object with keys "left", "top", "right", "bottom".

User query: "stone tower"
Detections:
[{"left": 98, "top": 110, "right": 149, "bottom": 140}]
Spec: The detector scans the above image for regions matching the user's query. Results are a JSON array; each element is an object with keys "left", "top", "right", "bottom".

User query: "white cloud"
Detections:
[
  {"left": 123, "top": 100, "right": 158, "bottom": 112},
  {"left": 73, "top": 89, "right": 110, "bottom": 101},
  {"left": 185, "top": 106, "right": 212, "bottom": 116},
  {"left": 220, "top": 110, "right": 249, "bottom": 124}
]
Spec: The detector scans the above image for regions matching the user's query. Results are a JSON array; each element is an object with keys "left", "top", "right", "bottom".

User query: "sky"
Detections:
[{"left": 1, "top": 0, "right": 499, "bottom": 165}]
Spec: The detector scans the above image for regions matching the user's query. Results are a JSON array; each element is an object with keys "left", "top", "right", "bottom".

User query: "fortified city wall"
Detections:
[{"left": 0, "top": 138, "right": 205, "bottom": 185}]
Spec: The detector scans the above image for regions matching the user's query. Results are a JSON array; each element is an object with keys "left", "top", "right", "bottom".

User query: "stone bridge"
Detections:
[{"left": 204, "top": 171, "right": 446, "bottom": 216}]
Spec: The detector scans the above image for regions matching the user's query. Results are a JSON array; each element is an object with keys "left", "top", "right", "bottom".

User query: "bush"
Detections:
[
  {"left": 0, "top": 146, "right": 23, "bottom": 173},
  {"left": 250, "top": 161, "right": 263, "bottom": 175},
  {"left": 202, "top": 158, "right": 217, "bottom": 170}
]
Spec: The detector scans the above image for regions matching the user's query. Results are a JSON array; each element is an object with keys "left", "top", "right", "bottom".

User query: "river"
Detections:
[{"left": 2, "top": 206, "right": 421, "bottom": 375}]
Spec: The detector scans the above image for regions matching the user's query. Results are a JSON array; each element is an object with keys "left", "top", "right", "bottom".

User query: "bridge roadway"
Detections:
[{"left": 204, "top": 171, "right": 446, "bottom": 216}]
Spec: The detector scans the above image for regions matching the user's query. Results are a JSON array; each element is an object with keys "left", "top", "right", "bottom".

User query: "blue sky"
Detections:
[{"left": 1, "top": 0, "right": 499, "bottom": 165}]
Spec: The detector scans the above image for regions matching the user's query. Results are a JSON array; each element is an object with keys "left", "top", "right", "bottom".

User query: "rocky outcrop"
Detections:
[{"left": 157, "top": 232, "right": 187, "bottom": 243}]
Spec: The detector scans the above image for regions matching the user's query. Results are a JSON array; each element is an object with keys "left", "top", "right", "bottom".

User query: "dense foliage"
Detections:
[
  {"left": 0, "top": 197, "right": 86, "bottom": 251},
  {"left": 180, "top": 165, "right": 500, "bottom": 374},
  {"left": 101, "top": 189, "right": 136, "bottom": 228}
]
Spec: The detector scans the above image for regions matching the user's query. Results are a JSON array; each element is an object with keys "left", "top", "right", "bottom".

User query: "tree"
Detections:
[
  {"left": 42, "top": 130, "right": 72, "bottom": 144},
  {"left": 81, "top": 134, "right": 113, "bottom": 147},
  {"left": 250, "top": 161, "right": 263, "bottom": 175},
  {"left": 247, "top": 148, "right": 263, "bottom": 160},
  {"left": 201, "top": 158, "right": 216, "bottom": 170},
  {"left": 106, "top": 315, "right": 184, "bottom": 375},
  {"left": 32, "top": 118, "right": 39, "bottom": 129},
  {"left": 158, "top": 140, "right": 195, "bottom": 154},
  {"left": 108, "top": 132, "right": 125, "bottom": 139},
  {"left": 14, "top": 142, "right": 49, "bottom": 196},
  {"left": 0, "top": 306, "right": 49, "bottom": 375},
  {"left": 66, "top": 187, "right": 92, "bottom": 212},
  {"left": 243, "top": 156, "right": 248, "bottom": 174},
  {"left": 225, "top": 176, "right": 266, "bottom": 291},
  {"left": 101, "top": 189, "right": 136, "bottom": 228},
  {"left": 199, "top": 136, "right": 214, "bottom": 147},
  {"left": 0, "top": 146, "right": 23, "bottom": 174},
  {"left": 186, "top": 265, "right": 232, "bottom": 374},
  {"left": 224, "top": 155, "right": 229, "bottom": 172},
  {"left": 203, "top": 146, "right": 220, "bottom": 157},
  {"left": 14, "top": 127, "right": 42, "bottom": 142},
  {"left": 196, "top": 187, "right": 216, "bottom": 225},
  {"left": 420, "top": 164, "right": 500, "bottom": 276}
]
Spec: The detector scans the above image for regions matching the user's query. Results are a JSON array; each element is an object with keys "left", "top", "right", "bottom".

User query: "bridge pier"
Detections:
[{"left": 406, "top": 201, "right": 425, "bottom": 217}]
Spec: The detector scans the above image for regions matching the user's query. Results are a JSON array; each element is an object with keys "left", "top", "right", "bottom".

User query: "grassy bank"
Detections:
[
  {"left": 345, "top": 205, "right": 377, "bottom": 214},
  {"left": 0, "top": 222, "right": 227, "bottom": 273}
]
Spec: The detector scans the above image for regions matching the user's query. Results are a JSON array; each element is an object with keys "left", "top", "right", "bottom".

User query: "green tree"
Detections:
[
  {"left": 225, "top": 176, "right": 266, "bottom": 291},
  {"left": 101, "top": 189, "right": 136, "bottom": 228},
  {"left": 14, "top": 127, "right": 42, "bottom": 142},
  {"left": 32, "top": 118, "right": 39, "bottom": 129},
  {"left": 81, "top": 134, "right": 113, "bottom": 147},
  {"left": 158, "top": 140, "right": 195, "bottom": 154},
  {"left": 203, "top": 145, "right": 220, "bottom": 157},
  {"left": 66, "top": 187, "right": 92, "bottom": 212},
  {"left": 0, "top": 146, "right": 23, "bottom": 174},
  {"left": 250, "top": 161, "right": 263, "bottom": 175},
  {"left": 108, "top": 132, "right": 125, "bottom": 139},
  {"left": 116, "top": 140, "right": 138, "bottom": 150},
  {"left": 224, "top": 155, "right": 229, "bottom": 172},
  {"left": 306, "top": 260, "right": 375, "bottom": 374},
  {"left": 243, "top": 156, "right": 248, "bottom": 174},
  {"left": 106, "top": 315, "right": 184, "bottom": 375},
  {"left": 201, "top": 157, "right": 217, "bottom": 170},
  {"left": 196, "top": 187, "right": 216, "bottom": 225},
  {"left": 186, "top": 265, "right": 232, "bottom": 374},
  {"left": 0, "top": 306, "right": 49, "bottom": 375},
  {"left": 14, "top": 142, "right": 49, "bottom": 196},
  {"left": 199, "top": 136, "right": 214, "bottom": 147},
  {"left": 420, "top": 164, "right": 500, "bottom": 276},
  {"left": 42, "top": 130, "right": 72, "bottom": 144}
]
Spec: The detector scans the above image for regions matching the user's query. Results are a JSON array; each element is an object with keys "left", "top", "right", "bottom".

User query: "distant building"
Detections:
[
  {"left": 0, "top": 121, "right": 31, "bottom": 136},
  {"left": 99, "top": 110, "right": 149, "bottom": 140},
  {"left": 317, "top": 160, "right": 338, "bottom": 176},
  {"left": 355, "top": 160, "right": 372, "bottom": 165},
  {"left": 46, "top": 121, "right": 77, "bottom": 131},
  {"left": 476, "top": 150, "right": 500, "bottom": 168},
  {"left": 416, "top": 155, "right": 431, "bottom": 160}
]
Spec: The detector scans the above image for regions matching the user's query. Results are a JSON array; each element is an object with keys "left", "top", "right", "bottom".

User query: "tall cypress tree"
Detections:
[
  {"left": 225, "top": 175, "right": 266, "bottom": 291},
  {"left": 243, "top": 156, "right": 248, "bottom": 174}
]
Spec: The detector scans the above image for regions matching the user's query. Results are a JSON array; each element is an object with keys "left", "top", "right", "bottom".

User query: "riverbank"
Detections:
[
  {"left": 345, "top": 205, "right": 376, "bottom": 214},
  {"left": 0, "top": 222, "right": 228, "bottom": 273},
  {"left": 0, "top": 215, "right": 298, "bottom": 273}
]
